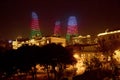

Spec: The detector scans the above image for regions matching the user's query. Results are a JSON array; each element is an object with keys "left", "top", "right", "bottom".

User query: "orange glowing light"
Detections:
[{"left": 73, "top": 54, "right": 79, "bottom": 59}]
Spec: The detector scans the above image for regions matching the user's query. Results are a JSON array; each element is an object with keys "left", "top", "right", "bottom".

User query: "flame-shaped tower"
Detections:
[
  {"left": 30, "top": 12, "right": 42, "bottom": 39},
  {"left": 66, "top": 16, "right": 78, "bottom": 42},
  {"left": 53, "top": 20, "right": 61, "bottom": 37}
]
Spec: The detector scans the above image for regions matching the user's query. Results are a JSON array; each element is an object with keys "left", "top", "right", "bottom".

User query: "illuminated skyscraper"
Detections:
[
  {"left": 30, "top": 12, "right": 41, "bottom": 39},
  {"left": 66, "top": 16, "right": 78, "bottom": 42},
  {"left": 53, "top": 20, "right": 61, "bottom": 37}
]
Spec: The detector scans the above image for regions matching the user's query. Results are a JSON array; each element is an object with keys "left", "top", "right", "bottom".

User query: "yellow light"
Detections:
[
  {"left": 65, "top": 54, "right": 87, "bottom": 75},
  {"left": 30, "top": 39, "right": 35, "bottom": 43},
  {"left": 74, "top": 57, "right": 86, "bottom": 75},
  {"left": 97, "top": 30, "right": 120, "bottom": 36},
  {"left": 113, "top": 49, "right": 120, "bottom": 64},
  {"left": 73, "top": 54, "right": 79, "bottom": 59}
]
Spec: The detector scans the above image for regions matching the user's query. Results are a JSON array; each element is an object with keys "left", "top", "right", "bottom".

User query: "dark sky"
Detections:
[{"left": 0, "top": 0, "right": 120, "bottom": 39}]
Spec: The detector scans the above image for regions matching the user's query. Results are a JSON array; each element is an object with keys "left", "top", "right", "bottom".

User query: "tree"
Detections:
[
  {"left": 16, "top": 44, "right": 41, "bottom": 80},
  {"left": 0, "top": 49, "right": 17, "bottom": 79},
  {"left": 39, "top": 43, "right": 76, "bottom": 80}
]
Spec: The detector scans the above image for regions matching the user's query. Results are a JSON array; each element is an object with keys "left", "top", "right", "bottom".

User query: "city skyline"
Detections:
[{"left": 0, "top": 0, "right": 120, "bottom": 39}]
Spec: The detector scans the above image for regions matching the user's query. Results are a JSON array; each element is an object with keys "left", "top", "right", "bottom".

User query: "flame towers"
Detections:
[
  {"left": 66, "top": 16, "right": 78, "bottom": 42},
  {"left": 53, "top": 20, "right": 61, "bottom": 37},
  {"left": 30, "top": 12, "right": 41, "bottom": 39}
]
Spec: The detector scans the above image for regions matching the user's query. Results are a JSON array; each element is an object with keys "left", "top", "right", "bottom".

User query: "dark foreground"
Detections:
[{"left": 2, "top": 68, "right": 120, "bottom": 80}]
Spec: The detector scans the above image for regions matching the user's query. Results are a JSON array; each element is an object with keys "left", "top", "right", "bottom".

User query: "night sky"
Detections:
[{"left": 0, "top": 0, "right": 120, "bottom": 39}]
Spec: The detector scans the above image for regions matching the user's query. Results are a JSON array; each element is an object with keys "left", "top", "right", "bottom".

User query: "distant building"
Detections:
[
  {"left": 97, "top": 30, "right": 120, "bottom": 53},
  {"left": 53, "top": 20, "right": 61, "bottom": 37},
  {"left": 97, "top": 30, "right": 120, "bottom": 41},
  {"left": 46, "top": 37, "right": 66, "bottom": 47},
  {"left": 66, "top": 16, "right": 78, "bottom": 43},
  {"left": 71, "top": 35, "right": 97, "bottom": 45},
  {"left": 30, "top": 12, "right": 42, "bottom": 39},
  {"left": 12, "top": 36, "right": 66, "bottom": 49}
]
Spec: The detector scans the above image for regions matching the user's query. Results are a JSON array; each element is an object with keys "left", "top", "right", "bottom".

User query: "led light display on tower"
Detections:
[
  {"left": 30, "top": 12, "right": 41, "bottom": 39},
  {"left": 66, "top": 16, "right": 78, "bottom": 41},
  {"left": 54, "top": 20, "right": 61, "bottom": 36}
]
